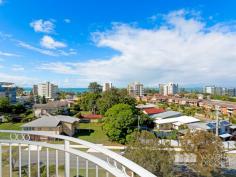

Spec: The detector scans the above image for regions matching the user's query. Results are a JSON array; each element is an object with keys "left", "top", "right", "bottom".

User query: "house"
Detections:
[
  {"left": 143, "top": 107, "right": 165, "bottom": 116},
  {"left": 80, "top": 114, "right": 103, "bottom": 123},
  {"left": 33, "top": 100, "right": 69, "bottom": 117},
  {"left": 187, "top": 120, "right": 231, "bottom": 140},
  {"left": 150, "top": 111, "right": 182, "bottom": 119},
  {"left": 154, "top": 116, "right": 200, "bottom": 130},
  {"left": 0, "top": 115, "right": 4, "bottom": 123},
  {"left": 22, "top": 115, "right": 79, "bottom": 140},
  {"left": 136, "top": 104, "right": 156, "bottom": 109}
]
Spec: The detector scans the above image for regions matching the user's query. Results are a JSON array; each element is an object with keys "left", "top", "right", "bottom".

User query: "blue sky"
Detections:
[{"left": 1, "top": 0, "right": 236, "bottom": 88}]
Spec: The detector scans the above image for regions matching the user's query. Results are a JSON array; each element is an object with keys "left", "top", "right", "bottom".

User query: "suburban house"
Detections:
[
  {"left": 33, "top": 101, "right": 69, "bottom": 117},
  {"left": 143, "top": 107, "right": 165, "bottom": 116},
  {"left": 150, "top": 111, "right": 182, "bottom": 119},
  {"left": 154, "top": 116, "right": 200, "bottom": 130},
  {"left": 22, "top": 115, "right": 79, "bottom": 140},
  {"left": 80, "top": 114, "right": 103, "bottom": 123},
  {"left": 136, "top": 104, "right": 156, "bottom": 109},
  {"left": 187, "top": 120, "right": 232, "bottom": 140}
]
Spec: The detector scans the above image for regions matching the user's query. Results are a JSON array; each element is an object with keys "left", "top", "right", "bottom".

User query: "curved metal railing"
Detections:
[{"left": 0, "top": 130, "right": 156, "bottom": 177}]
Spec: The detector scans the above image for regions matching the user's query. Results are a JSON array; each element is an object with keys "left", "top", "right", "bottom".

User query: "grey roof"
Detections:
[
  {"left": 150, "top": 111, "right": 182, "bottom": 119},
  {"left": 22, "top": 115, "right": 79, "bottom": 128},
  {"left": 187, "top": 122, "right": 211, "bottom": 130},
  {"left": 230, "top": 125, "right": 236, "bottom": 129},
  {"left": 33, "top": 101, "right": 68, "bottom": 109},
  {"left": 136, "top": 104, "right": 156, "bottom": 109},
  {"left": 219, "top": 133, "right": 232, "bottom": 139}
]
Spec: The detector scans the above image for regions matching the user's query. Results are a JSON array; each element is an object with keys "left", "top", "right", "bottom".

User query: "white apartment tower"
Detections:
[
  {"left": 34, "top": 82, "right": 58, "bottom": 99},
  {"left": 128, "top": 82, "right": 144, "bottom": 97},
  {"left": 102, "top": 82, "right": 112, "bottom": 92},
  {"left": 163, "top": 82, "right": 178, "bottom": 96}
]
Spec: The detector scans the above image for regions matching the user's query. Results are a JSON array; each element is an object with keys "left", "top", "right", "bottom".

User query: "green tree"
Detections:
[
  {"left": 12, "top": 103, "right": 26, "bottom": 114},
  {"left": 0, "top": 97, "right": 11, "bottom": 113},
  {"left": 58, "top": 92, "right": 67, "bottom": 100},
  {"left": 88, "top": 82, "right": 102, "bottom": 93},
  {"left": 42, "top": 96, "right": 47, "bottom": 104},
  {"left": 78, "top": 92, "right": 101, "bottom": 112},
  {"left": 16, "top": 87, "right": 24, "bottom": 96},
  {"left": 180, "top": 130, "right": 226, "bottom": 177},
  {"left": 96, "top": 88, "right": 136, "bottom": 115},
  {"left": 103, "top": 104, "right": 136, "bottom": 144},
  {"left": 125, "top": 131, "right": 175, "bottom": 177}
]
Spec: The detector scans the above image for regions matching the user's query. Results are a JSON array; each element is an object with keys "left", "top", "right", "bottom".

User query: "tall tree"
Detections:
[
  {"left": 88, "top": 82, "right": 102, "bottom": 93},
  {"left": 78, "top": 92, "right": 101, "bottom": 112},
  {"left": 180, "top": 130, "right": 226, "bottom": 177},
  {"left": 103, "top": 103, "right": 136, "bottom": 144},
  {"left": 125, "top": 131, "right": 175, "bottom": 177},
  {"left": 0, "top": 97, "right": 11, "bottom": 113},
  {"left": 42, "top": 96, "right": 47, "bottom": 104},
  {"left": 96, "top": 88, "right": 136, "bottom": 115}
]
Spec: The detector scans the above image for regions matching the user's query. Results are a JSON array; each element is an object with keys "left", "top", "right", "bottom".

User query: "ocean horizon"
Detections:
[{"left": 24, "top": 87, "right": 88, "bottom": 93}]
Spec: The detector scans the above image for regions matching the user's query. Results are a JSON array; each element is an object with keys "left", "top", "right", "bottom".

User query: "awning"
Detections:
[{"left": 219, "top": 133, "right": 232, "bottom": 139}]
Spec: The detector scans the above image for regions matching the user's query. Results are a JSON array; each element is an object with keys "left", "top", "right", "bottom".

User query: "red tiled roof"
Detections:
[
  {"left": 143, "top": 108, "right": 165, "bottom": 115},
  {"left": 81, "top": 114, "right": 103, "bottom": 119}
]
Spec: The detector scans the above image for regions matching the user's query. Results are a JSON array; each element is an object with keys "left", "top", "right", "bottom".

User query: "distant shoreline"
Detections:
[{"left": 24, "top": 88, "right": 88, "bottom": 93}]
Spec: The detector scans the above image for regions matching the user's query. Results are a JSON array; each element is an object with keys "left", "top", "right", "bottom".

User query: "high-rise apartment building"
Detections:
[
  {"left": 205, "top": 86, "right": 216, "bottom": 95},
  {"left": 228, "top": 88, "right": 236, "bottom": 97},
  {"left": 163, "top": 82, "right": 178, "bottom": 96},
  {"left": 33, "top": 82, "right": 58, "bottom": 99},
  {"left": 128, "top": 82, "right": 144, "bottom": 97},
  {"left": 102, "top": 82, "right": 112, "bottom": 92},
  {"left": 0, "top": 82, "right": 16, "bottom": 103},
  {"left": 159, "top": 84, "right": 165, "bottom": 95}
]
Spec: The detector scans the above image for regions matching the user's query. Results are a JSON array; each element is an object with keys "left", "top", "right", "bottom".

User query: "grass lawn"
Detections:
[
  {"left": 75, "top": 123, "right": 121, "bottom": 146},
  {"left": 0, "top": 122, "right": 24, "bottom": 139}
]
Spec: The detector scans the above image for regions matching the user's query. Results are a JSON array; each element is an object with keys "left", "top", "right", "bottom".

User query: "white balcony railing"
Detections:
[{"left": 0, "top": 130, "right": 156, "bottom": 177}]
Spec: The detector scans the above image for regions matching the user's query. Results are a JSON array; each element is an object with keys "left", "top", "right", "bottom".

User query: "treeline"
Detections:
[
  {"left": 0, "top": 97, "right": 34, "bottom": 122},
  {"left": 76, "top": 82, "right": 152, "bottom": 144}
]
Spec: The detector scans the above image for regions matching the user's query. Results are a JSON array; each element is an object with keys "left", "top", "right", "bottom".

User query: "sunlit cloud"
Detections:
[
  {"left": 30, "top": 19, "right": 55, "bottom": 33},
  {"left": 36, "top": 9, "right": 236, "bottom": 86}
]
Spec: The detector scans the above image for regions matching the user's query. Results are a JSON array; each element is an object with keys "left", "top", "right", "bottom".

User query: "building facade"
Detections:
[
  {"left": 33, "top": 82, "right": 58, "bottom": 99},
  {"left": 127, "top": 82, "right": 144, "bottom": 97},
  {"left": 159, "top": 84, "right": 165, "bottom": 95},
  {"left": 0, "top": 82, "right": 16, "bottom": 103},
  {"left": 102, "top": 82, "right": 112, "bottom": 92},
  {"left": 205, "top": 85, "right": 215, "bottom": 95},
  {"left": 163, "top": 82, "right": 178, "bottom": 96}
]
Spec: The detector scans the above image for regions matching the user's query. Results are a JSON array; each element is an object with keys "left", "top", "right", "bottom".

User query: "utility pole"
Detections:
[
  {"left": 215, "top": 105, "right": 220, "bottom": 137},
  {"left": 138, "top": 115, "right": 140, "bottom": 130}
]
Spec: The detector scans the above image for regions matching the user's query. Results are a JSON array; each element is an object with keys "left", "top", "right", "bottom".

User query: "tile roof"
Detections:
[
  {"left": 81, "top": 114, "right": 103, "bottom": 119},
  {"left": 143, "top": 108, "right": 165, "bottom": 115}
]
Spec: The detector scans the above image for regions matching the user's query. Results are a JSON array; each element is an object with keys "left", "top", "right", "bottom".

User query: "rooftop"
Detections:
[
  {"left": 22, "top": 115, "right": 79, "bottom": 128},
  {"left": 143, "top": 107, "right": 165, "bottom": 115},
  {"left": 81, "top": 114, "right": 103, "bottom": 119},
  {"left": 150, "top": 111, "right": 182, "bottom": 119},
  {"left": 154, "top": 116, "right": 200, "bottom": 125}
]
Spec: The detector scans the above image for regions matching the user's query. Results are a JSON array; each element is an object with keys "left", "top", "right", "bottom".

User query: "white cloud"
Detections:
[
  {"left": 64, "top": 19, "right": 71, "bottom": 23},
  {"left": 12, "top": 65, "right": 25, "bottom": 71},
  {"left": 18, "top": 40, "right": 75, "bottom": 57},
  {"left": 0, "top": 51, "right": 20, "bottom": 57},
  {"left": 0, "top": 72, "right": 37, "bottom": 86},
  {"left": 18, "top": 41, "right": 58, "bottom": 56},
  {"left": 30, "top": 19, "right": 55, "bottom": 33},
  {"left": 40, "top": 35, "right": 67, "bottom": 49},
  {"left": 38, "top": 10, "right": 236, "bottom": 87}
]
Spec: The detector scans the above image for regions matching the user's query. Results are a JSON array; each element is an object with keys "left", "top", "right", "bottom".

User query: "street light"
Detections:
[{"left": 215, "top": 105, "right": 220, "bottom": 137}]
